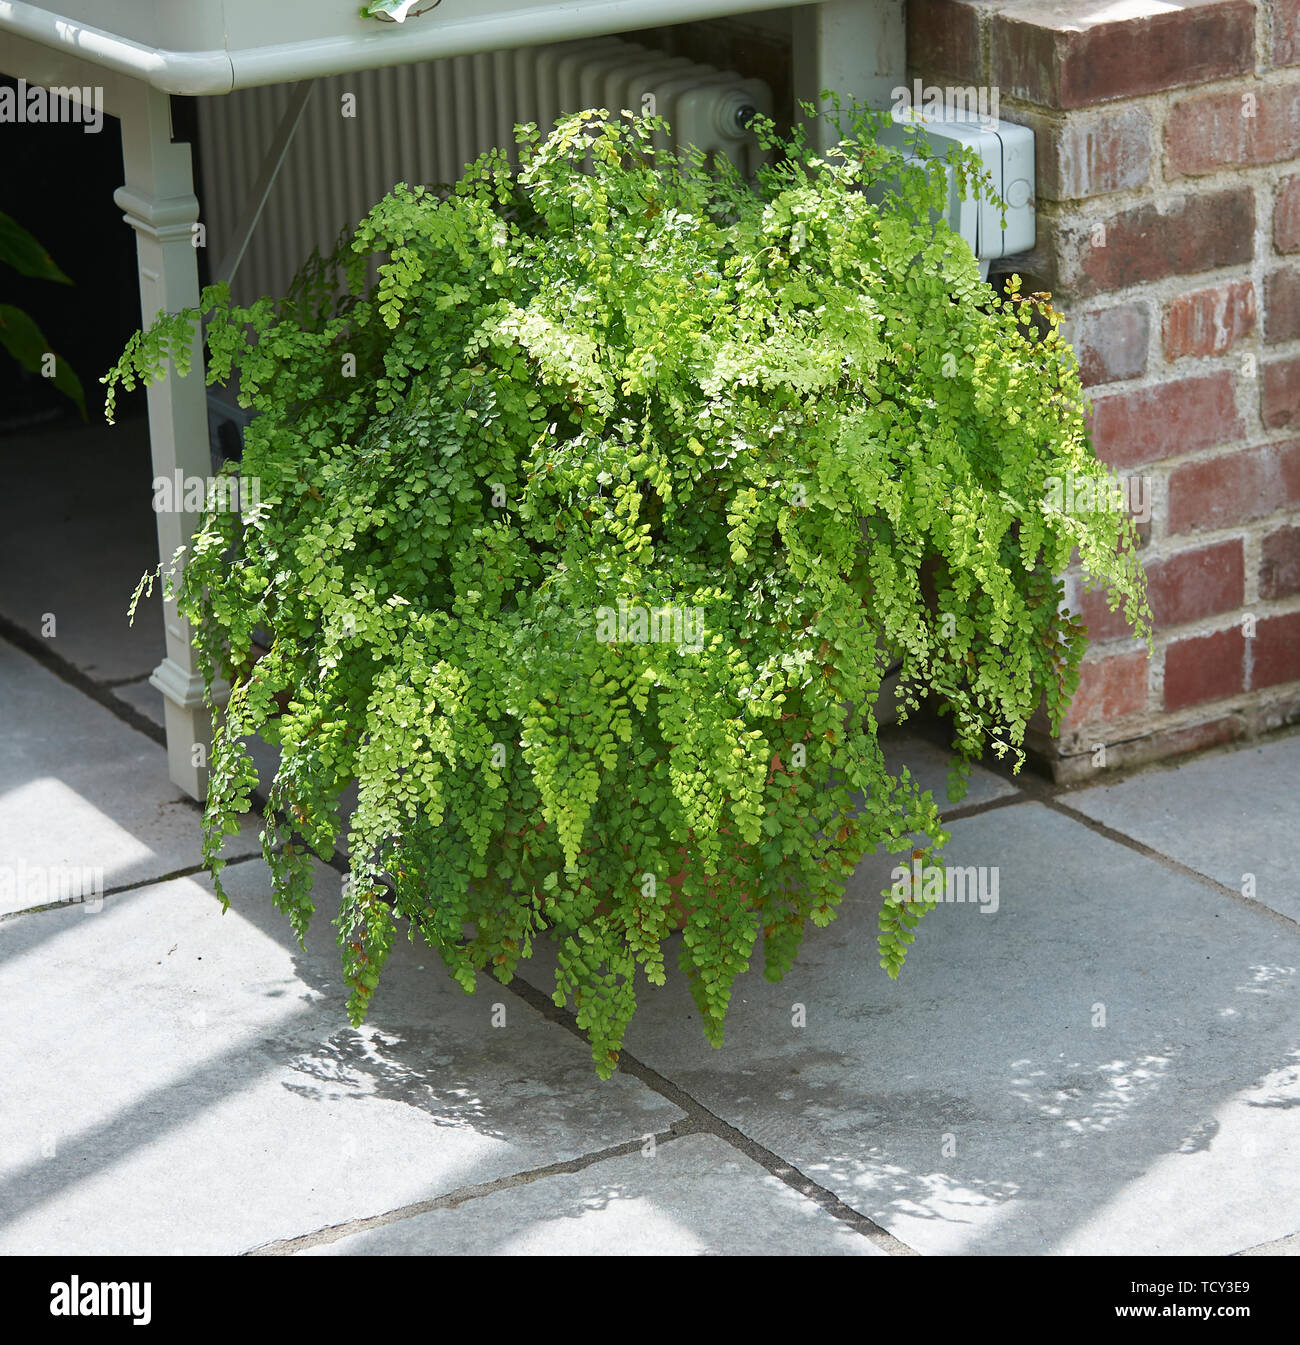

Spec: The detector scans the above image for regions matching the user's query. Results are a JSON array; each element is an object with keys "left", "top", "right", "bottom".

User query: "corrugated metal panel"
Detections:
[{"left": 196, "top": 36, "right": 772, "bottom": 304}]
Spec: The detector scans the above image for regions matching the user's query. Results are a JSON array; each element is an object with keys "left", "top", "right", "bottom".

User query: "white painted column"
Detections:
[
  {"left": 114, "top": 80, "right": 213, "bottom": 800},
  {"left": 792, "top": 0, "right": 906, "bottom": 147},
  {"left": 792, "top": 2, "right": 909, "bottom": 722}
]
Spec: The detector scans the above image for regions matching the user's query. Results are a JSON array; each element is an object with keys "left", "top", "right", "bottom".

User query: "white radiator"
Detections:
[{"left": 196, "top": 37, "right": 773, "bottom": 306}]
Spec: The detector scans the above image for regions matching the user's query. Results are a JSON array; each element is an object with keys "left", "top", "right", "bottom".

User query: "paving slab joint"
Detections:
[
  {"left": 499, "top": 969, "right": 919, "bottom": 1256},
  {"left": 0, "top": 850, "right": 269, "bottom": 925},
  {"left": 246, "top": 1125, "right": 698, "bottom": 1256}
]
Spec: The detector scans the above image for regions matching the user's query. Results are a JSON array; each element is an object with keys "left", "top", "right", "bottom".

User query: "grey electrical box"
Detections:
[{"left": 878, "top": 106, "right": 1035, "bottom": 264}]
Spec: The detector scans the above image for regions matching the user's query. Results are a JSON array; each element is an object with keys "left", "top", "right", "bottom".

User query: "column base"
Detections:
[{"left": 149, "top": 657, "right": 229, "bottom": 800}]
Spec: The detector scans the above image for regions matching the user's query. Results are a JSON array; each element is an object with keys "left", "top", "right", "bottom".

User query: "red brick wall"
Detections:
[{"left": 910, "top": 0, "right": 1300, "bottom": 778}]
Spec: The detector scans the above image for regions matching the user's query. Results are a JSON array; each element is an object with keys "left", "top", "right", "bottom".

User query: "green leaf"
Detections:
[
  {"left": 0, "top": 304, "right": 86, "bottom": 418},
  {"left": 0, "top": 210, "right": 73, "bottom": 283},
  {"left": 105, "top": 98, "right": 1150, "bottom": 1078}
]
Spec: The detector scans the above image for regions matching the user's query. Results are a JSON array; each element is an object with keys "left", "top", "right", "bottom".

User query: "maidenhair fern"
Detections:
[{"left": 108, "top": 106, "right": 1150, "bottom": 1076}]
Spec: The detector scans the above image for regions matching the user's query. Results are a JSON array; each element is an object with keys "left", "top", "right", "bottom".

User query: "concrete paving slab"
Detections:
[
  {"left": 1067, "top": 734, "right": 1300, "bottom": 925},
  {"left": 0, "top": 856, "right": 682, "bottom": 1255},
  {"left": 298, "top": 1132, "right": 883, "bottom": 1255},
  {"left": 0, "top": 418, "right": 165, "bottom": 683},
  {"left": 878, "top": 726, "right": 1020, "bottom": 812},
  {"left": 578, "top": 802, "right": 1300, "bottom": 1256},
  {"left": 0, "top": 640, "right": 260, "bottom": 913},
  {"left": 111, "top": 675, "right": 165, "bottom": 729}
]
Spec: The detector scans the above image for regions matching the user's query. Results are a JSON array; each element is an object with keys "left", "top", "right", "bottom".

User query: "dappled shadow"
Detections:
[
  {"left": 283, "top": 1026, "right": 498, "bottom": 1134},
  {"left": 0, "top": 853, "right": 672, "bottom": 1252},
  {"left": 611, "top": 800, "right": 1300, "bottom": 1255}
]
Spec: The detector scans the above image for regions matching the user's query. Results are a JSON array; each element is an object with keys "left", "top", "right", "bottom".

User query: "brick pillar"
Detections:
[{"left": 909, "top": 0, "right": 1300, "bottom": 779}]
